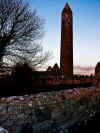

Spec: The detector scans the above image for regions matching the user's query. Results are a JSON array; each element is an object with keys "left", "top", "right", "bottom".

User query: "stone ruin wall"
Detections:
[{"left": 0, "top": 91, "right": 100, "bottom": 133}]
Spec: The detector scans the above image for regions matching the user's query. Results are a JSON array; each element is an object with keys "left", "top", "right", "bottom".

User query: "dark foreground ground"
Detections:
[
  {"left": 0, "top": 77, "right": 92, "bottom": 97},
  {"left": 68, "top": 112, "right": 100, "bottom": 133},
  {"left": 19, "top": 112, "right": 100, "bottom": 133}
]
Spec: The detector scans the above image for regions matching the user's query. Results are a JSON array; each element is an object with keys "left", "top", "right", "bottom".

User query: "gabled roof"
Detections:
[
  {"left": 53, "top": 63, "right": 60, "bottom": 71},
  {"left": 47, "top": 66, "right": 52, "bottom": 71}
]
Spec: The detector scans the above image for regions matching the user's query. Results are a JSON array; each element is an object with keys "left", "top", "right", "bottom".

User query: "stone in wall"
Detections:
[{"left": 0, "top": 127, "right": 8, "bottom": 133}]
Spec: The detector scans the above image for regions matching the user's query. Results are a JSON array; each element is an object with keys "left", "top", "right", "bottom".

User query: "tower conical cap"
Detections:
[{"left": 62, "top": 3, "right": 72, "bottom": 13}]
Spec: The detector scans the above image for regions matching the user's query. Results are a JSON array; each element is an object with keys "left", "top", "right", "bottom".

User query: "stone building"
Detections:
[
  {"left": 46, "top": 63, "right": 60, "bottom": 77},
  {"left": 95, "top": 61, "right": 100, "bottom": 80},
  {"left": 60, "top": 3, "right": 73, "bottom": 79}
]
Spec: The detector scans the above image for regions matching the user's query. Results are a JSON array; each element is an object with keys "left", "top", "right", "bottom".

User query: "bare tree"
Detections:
[
  {"left": 0, "top": 0, "right": 50, "bottom": 68},
  {"left": 4, "top": 43, "right": 50, "bottom": 69}
]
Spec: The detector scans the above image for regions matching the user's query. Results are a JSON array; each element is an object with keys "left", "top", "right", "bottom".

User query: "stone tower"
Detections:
[{"left": 60, "top": 3, "right": 73, "bottom": 79}]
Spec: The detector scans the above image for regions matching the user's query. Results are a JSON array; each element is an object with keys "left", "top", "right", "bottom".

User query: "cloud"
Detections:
[
  {"left": 74, "top": 65, "right": 95, "bottom": 75},
  {"left": 74, "top": 65, "right": 95, "bottom": 71}
]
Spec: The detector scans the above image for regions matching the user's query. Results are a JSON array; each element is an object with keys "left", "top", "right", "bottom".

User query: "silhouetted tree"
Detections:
[
  {"left": 11, "top": 62, "right": 33, "bottom": 90},
  {"left": 0, "top": 0, "right": 50, "bottom": 68},
  {"left": 11, "top": 62, "right": 32, "bottom": 81}
]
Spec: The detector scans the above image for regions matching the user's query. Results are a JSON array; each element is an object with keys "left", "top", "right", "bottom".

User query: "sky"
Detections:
[{"left": 28, "top": 0, "right": 100, "bottom": 68}]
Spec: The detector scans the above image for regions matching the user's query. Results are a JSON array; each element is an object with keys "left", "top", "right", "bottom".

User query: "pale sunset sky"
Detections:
[{"left": 28, "top": 0, "right": 100, "bottom": 68}]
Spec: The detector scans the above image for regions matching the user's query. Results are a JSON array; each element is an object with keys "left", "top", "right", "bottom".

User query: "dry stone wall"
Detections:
[{"left": 0, "top": 91, "right": 100, "bottom": 133}]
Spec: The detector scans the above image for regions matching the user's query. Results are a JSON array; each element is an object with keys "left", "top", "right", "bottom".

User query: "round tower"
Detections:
[{"left": 60, "top": 3, "right": 73, "bottom": 79}]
